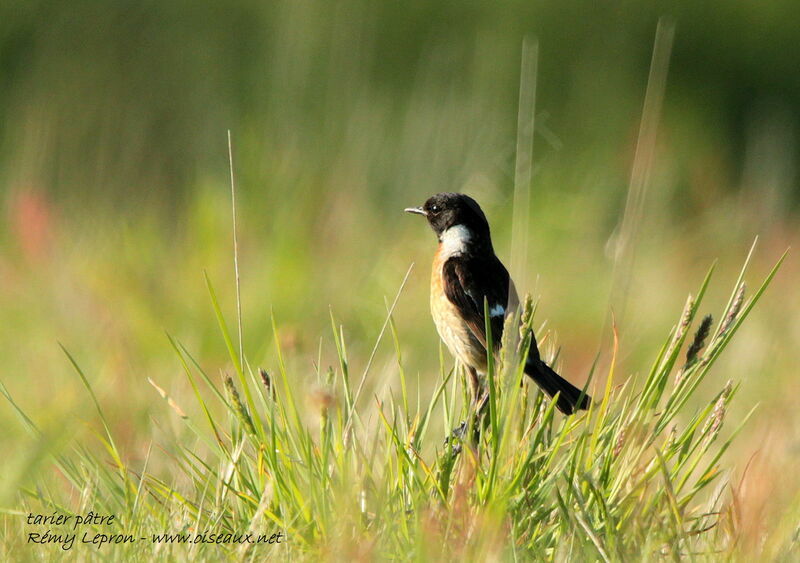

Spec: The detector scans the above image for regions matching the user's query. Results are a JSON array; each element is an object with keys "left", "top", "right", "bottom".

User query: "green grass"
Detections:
[{"left": 0, "top": 244, "right": 787, "bottom": 560}]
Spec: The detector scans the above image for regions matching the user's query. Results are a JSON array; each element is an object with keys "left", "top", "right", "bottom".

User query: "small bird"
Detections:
[{"left": 405, "top": 192, "right": 590, "bottom": 415}]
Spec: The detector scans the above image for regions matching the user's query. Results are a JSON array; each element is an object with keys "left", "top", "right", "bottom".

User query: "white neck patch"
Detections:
[{"left": 439, "top": 225, "right": 472, "bottom": 258}]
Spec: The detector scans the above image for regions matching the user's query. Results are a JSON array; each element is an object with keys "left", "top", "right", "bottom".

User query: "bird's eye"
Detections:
[{"left": 430, "top": 204, "right": 440, "bottom": 213}]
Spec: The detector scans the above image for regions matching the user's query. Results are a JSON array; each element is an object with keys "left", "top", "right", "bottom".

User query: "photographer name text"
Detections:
[{"left": 26, "top": 511, "right": 284, "bottom": 551}]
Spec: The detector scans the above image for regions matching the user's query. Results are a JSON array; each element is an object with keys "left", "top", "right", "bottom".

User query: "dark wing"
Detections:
[{"left": 442, "top": 254, "right": 518, "bottom": 351}]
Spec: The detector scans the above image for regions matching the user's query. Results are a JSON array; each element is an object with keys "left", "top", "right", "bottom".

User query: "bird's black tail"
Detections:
[{"left": 525, "top": 358, "right": 591, "bottom": 415}]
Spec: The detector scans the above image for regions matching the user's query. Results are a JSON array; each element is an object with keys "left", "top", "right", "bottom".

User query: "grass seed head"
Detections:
[
  {"left": 259, "top": 367, "right": 273, "bottom": 399},
  {"left": 519, "top": 293, "right": 534, "bottom": 340},
  {"left": 720, "top": 282, "right": 746, "bottom": 335},
  {"left": 225, "top": 376, "right": 256, "bottom": 436},
  {"left": 702, "top": 381, "right": 732, "bottom": 444},
  {"left": 678, "top": 294, "right": 695, "bottom": 339},
  {"left": 499, "top": 308, "right": 517, "bottom": 367},
  {"left": 670, "top": 295, "right": 695, "bottom": 382},
  {"left": 686, "top": 314, "right": 713, "bottom": 367}
]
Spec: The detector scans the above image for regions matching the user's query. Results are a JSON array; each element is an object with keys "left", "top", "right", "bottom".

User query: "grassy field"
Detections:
[
  {"left": 1, "top": 177, "right": 796, "bottom": 560},
  {"left": 0, "top": 248, "right": 787, "bottom": 560},
  {"left": 2, "top": 2, "right": 800, "bottom": 560}
]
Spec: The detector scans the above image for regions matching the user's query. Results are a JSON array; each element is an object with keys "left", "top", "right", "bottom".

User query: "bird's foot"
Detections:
[
  {"left": 444, "top": 421, "right": 468, "bottom": 455},
  {"left": 444, "top": 418, "right": 484, "bottom": 454},
  {"left": 449, "top": 420, "right": 468, "bottom": 441}
]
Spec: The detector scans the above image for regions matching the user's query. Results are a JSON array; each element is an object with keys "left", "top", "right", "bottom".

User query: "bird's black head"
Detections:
[{"left": 405, "top": 192, "right": 491, "bottom": 241}]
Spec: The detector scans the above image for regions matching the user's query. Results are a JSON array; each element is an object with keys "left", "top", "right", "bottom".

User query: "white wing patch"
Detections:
[{"left": 489, "top": 304, "right": 505, "bottom": 318}]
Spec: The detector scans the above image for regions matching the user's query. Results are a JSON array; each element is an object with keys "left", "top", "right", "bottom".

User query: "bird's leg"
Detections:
[
  {"left": 448, "top": 367, "right": 488, "bottom": 448},
  {"left": 470, "top": 368, "right": 492, "bottom": 442},
  {"left": 468, "top": 366, "right": 481, "bottom": 402}
]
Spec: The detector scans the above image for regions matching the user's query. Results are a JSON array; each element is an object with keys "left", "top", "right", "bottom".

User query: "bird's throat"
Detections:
[{"left": 438, "top": 225, "right": 473, "bottom": 259}]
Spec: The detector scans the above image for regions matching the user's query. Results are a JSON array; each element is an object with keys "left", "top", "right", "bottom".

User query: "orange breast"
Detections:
[{"left": 430, "top": 246, "right": 487, "bottom": 372}]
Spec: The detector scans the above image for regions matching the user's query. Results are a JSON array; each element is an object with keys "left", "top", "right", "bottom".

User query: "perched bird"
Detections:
[{"left": 405, "top": 192, "right": 590, "bottom": 415}]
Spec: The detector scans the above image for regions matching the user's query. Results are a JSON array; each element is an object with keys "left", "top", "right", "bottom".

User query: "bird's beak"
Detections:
[{"left": 404, "top": 206, "right": 427, "bottom": 216}]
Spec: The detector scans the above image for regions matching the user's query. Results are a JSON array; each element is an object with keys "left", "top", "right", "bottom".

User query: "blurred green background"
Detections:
[{"left": 1, "top": 0, "right": 799, "bottom": 532}]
